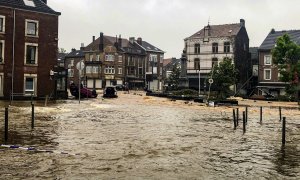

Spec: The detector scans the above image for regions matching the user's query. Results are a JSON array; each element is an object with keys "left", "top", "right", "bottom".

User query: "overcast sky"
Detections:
[{"left": 48, "top": 0, "right": 300, "bottom": 58}]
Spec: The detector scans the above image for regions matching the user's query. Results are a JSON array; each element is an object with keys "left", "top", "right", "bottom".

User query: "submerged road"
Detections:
[{"left": 0, "top": 92, "right": 299, "bottom": 179}]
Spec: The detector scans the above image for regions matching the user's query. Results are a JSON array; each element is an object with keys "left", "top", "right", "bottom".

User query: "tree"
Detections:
[
  {"left": 58, "top": 48, "right": 67, "bottom": 53},
  {"left": 209, "top": 57, "right": 238, "bottom": 99},
  {"left": 166, "top": 63, "right": 181, "bottom": 91},
  {"left": 272, "top": 34, "right": 300, "bottom": 97}
]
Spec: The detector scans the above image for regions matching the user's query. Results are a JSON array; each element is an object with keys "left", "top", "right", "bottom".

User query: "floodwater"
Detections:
[{"left": 0, "top": 92, "right": 300, "bottom": 179}]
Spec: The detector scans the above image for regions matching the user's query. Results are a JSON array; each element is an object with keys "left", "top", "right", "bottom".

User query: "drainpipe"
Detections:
[{"left": 11, "top": 9, "right": 16, "bottom": 101}]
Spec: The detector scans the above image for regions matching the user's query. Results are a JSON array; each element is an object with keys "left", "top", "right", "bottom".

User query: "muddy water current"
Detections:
[{"left": 0, "top": 93, "right": 299, "bottom": 179}]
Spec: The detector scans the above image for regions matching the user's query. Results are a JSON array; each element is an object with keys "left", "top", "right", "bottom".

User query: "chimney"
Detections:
[
  {"left": 270, "top": 28, "right": 275, "bottom": 34},
  {"left": 99, "top": 32, "right": 104, "bottom": 52},
  {"left": 80, "top": 43, "right": 85, "bottom": 51},
  {"left": 240, "top": 19, "right": 245, "bottom": 27},
  {"left": 129, "top": 37, "right": 135, "bottom": 44},
  {"left": 137, "top": 37, "right": 142, "bottom": 45},
  {"left": 71, "top": 48, "right": 76, "bottom": 52},
  {"left": 114, "top": 35, "right": 118, "bottom": 48},
  {"left": 92, "top": 36, "right": 95, "bottom": 42},
  {"left": 41, "top": 0, "right": 47, "bottom": 4},
  {"left": 118, "top": 35, "right": 122, "bottom": 47}
]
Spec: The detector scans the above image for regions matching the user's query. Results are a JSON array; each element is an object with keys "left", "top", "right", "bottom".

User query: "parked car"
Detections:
[
  {"left": 103, "top": 86, "right": 118, "bottom": 98},
  {"left": 69, "top": 83, "right": 98, "bottom": 98}
]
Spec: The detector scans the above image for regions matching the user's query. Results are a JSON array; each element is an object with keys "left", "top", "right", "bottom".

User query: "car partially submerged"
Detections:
[
  {"left": 103, "top": 86, "right": 118, "bottom": 98},
  {"left": 70, "top": 83, "right": 98, "bottom": 98}
]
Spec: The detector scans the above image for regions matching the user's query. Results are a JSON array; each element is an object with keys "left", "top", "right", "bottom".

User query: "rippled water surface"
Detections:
[{"left": 0, "top": 93, "right": 299, "bottom": 179}]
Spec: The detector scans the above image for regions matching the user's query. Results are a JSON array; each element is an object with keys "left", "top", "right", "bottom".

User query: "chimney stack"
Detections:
[
  {"left": 93, "top": 36, "right": 95, "bottom": 42},
  {"left": 71, "top": 48, "right": 76, "bottom": 52},
  {"left": 41, "top": 0, "right": 47, "bottom": 4},
  {"left": 80, "top": 43, "right": 85, "bottom": 51},
  {"left": 270, "top": 28, "right": 275, "bottom": 34},
  {"left": 137, "top": 37, "right": 142, "bottom": 45},
  {"left": 118, "top": 35, "right": 122, "bottom": 48},
  {"left": 240, "top": 19, "right": 245, "bottom": 27},
  {"left": 99, "top": 32, "right": 104, "bottom": 52},
  {"left": 129, "top": 37, "right": 135, "bottom": 44}
]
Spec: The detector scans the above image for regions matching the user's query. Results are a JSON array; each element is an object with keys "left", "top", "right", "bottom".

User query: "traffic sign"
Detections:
[
  {"left": 76, "top": 60, "right": 85, "bottom": 70},
  {"left": 208, "top": 78, "right": 214, "bottom": 84}
]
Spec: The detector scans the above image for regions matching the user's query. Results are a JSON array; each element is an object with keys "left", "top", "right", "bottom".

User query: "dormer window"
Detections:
[
  {"left": 25, "top": 20, "right": 39, "bottom": 37},
  {"left": 23, "top": 0, "right": 36, "bottom": 7}
]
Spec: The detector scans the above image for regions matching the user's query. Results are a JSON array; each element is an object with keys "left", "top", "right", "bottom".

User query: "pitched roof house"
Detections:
[
  {"left": 0, "top": 0, "right": 60, "bottom": 99},
  {"left": 182, "top": 19, "right": 249, "bottom": 92},
  {"left": 258, "top": 29, "right": 300, "bottom": 97}
]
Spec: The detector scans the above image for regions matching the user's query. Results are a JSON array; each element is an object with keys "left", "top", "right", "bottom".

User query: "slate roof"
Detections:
[
  {"left": 0, "top": 0, "right": 61, "bottom": 15},
  {"left": 65, "top": 49, "right": 84, "bottom": 58},
  {"left": 259, "top": 30, "right": 300, "bottom": 50},
  {"left": 138, "top": 41, "right": 164, "bottom": 53},
  {"left": 188, "top": 23, "right": 242, "bottom": 39}
]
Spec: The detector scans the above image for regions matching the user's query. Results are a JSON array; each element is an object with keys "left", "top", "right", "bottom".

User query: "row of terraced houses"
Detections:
[{"left": 1, "top": 0, "right": 299, "bottom": 100}]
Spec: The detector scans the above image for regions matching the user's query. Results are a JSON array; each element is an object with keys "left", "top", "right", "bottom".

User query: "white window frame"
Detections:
[
  {"left": 25, "top": 19, "right": 39, "bottom": 37},
  {"left": 0, "top": 15, "right": 5, "bottom": 33},
  {"left": 0, "top": 40, "right": 4, "bottom": 63},
  {"left": 0, "top": 73, "right": 3, "bottom": 96},
  {"left": 264, "top": 55, "right": 272, "bottom": 65},
  {"left": 105, "top": 66, "right": 115, "bottom": 74},
  {"left": 118, "top": 55, "right": 123, "bottom": 62},
  {"left": 96, "top": 55, "right": 100, "bottom": 61},
  {"left": 264, "top": 69, "right": 271, "bottom": 80},
  {"left": 150, "top": 54, "right": 157, "bottom": 62},
  {"left": 89, "top": 54, "right": 94, "bottom": 61},
  {"left": 86, "top": 66, "right": 92, "bottom": 73},
  {"left": 24, "top": 74, "right": 37, "bottom": 96},
  {"left": 92, "top": 66, "right": 99, "bottom": 73},
  {"left": 105, "top": 54, "right": 114, "bottom": 61},
  {"left": 24, "top": 43, "right": 38, "bottom": 65},
  {"left": 118, "top": 67, "right": 122, "bottom": 74}
]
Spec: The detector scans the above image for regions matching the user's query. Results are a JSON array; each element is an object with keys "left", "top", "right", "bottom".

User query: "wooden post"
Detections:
[
  {"left": 246, "top": 106, "right": 248, "bottom": 125},
  {"left": 279, "top": 106, "right": 282, "bottom": 122},
  {"left": 237, "top": 108, "right": 239, "bottom": 126},
  {"left": 4, "top": 107, "right": 8, "bottom": 143},
  {"left": 31, "top": 103, "right": 35, "bottom": 129},
  {"left": 260, "top": 106, "right": 263, "bottom": 124},
  {"left": 233, "top": 109, "right": 237, "bottom": 130},
  {"left": 282, "top": 117, "right": 286, "bottom": 145},
  {"left": 243, "top": 111, "right": 246, "bottom": 134}
]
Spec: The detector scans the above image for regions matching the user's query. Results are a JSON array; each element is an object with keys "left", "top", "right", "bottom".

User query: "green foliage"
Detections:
[
  {"left": 272, "top": 34, "right": 300, "bottom": 96},
  {"left": 209, "top": 57, "right": 238, "bottom": 99},
  {"left": 166, "top": 63, "right": 181, "bottom": 90},
  {"left": 172, "top": 89, "right": 198, "bottom": 96}
]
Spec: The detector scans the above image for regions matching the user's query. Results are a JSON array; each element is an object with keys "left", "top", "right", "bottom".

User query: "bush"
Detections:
[{"left": 172, "top": 89, "right": 198, "bottom": 96}]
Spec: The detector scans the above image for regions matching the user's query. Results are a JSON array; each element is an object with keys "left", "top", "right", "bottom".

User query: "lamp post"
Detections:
[{"left": 198, "top": 68, "right": 201, "bottom": 96}]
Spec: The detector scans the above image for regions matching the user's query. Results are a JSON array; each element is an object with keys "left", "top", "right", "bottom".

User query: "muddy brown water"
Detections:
[{"left": 0, "top": 93, "right": 299, "bottom": 179}]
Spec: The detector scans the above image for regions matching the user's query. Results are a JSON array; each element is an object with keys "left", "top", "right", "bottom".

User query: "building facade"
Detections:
[
  {"left": 258, "top": 29, "right": 300, "bottom": 97},
  {"left": 0, "top": 0, "right": 60, "bottom": 99},
  {"left": 183, "top": 19, "right": 249, "bottom": 92}
]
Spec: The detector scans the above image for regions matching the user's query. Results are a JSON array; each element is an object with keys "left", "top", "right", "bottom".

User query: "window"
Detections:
[
  {"left": 160, "top": 55, "right": 164, "bottom": 63},
  {"left": 118, "top": 67, "right": 122, "bottom": 74},
  {"left": 194, "top": 58, "right": 200, "bottom": 70},
  {"left": 118, "top": 55, "right": 122, "bottom": 62},
  {"left": 212, "top": 43, "right": 218, "bottom": 53},
  {"left": 150, "top": 54, "right": 157, "bottom": 62},
  {"left": 57, "top": 78, "right": 66, "bottom": 91},
  {"left": 25, "top": 20, "right": 38, "bottom": 36},
  {"left": 24, "top": 74, "right": 37, "bottom": 95},
  {"left": 138, "top": 67, "right": 143, "bottom": 75},
  {"left": 96, "top": 55, "right": 100, "bottom": 61},
  {"left": 212, "top": 58, "right": 218, "bottom": 68},
  {"left": 128, "top": 56, "right": 134, "bottom": 66},
  {"left": 264, "top": 69, "right": 271, "bottom": 80},
  {"left": 86, "top": 66, "right": 92, "bottom": 73},
  {"left": 105, "top": 66, "right": 115, "bottom": 74},
  {"left": 0, "top": 73, "right": 3, "bottom": 96},
  {"left": 128, "top": 67, "right": 135, "bottom": 75},
  {"left": 224, "top": 42, "right": 230, "bottom": 53},
  {"left": 92, "top": 66, "right": 99, "bottom": 73},
  {"left": 194, "top": 43, "right": 200, "bottom": 54},
  {"left": 68, "top": 69, "right": 74, "bottom": 77},
  {"left": 0, "top": 15, "right": 5, "bottom": 33},
  {"left": 0, "top": 40, "right": 4, "bottom": 63},
  {"left": 89, "top": 54, "right": 94, "bottom": 61},
  {"left": 105, "top": 54, "right": 114, "bottom": 61},
  {"left": 23, "top": 0, "right": 36, "bottom": 7},
  {"left": 264, "top": 55, "right": 272, "bottom": 65},
  {"left": 25, "top": 43, "right": 38, "bottom": 65}
]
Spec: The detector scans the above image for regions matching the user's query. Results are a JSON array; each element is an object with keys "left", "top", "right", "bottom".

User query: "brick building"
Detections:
[{"left": 0, "top": 0, "right": 60, "bottom": 99}]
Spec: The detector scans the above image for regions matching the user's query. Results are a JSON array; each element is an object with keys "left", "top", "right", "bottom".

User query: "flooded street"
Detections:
[{"left": 0, "top": 92, "right": 300, "bottom": 179}]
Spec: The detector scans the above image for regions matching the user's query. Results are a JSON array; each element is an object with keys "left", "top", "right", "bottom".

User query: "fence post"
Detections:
[
  {"left": 4, "top": 107, "right": 8, "bottom": 143},
  {"left": 237, "top": 108, "right": 239, "bottom": 126},
  {"left": 233, "top": 109, "right": 237, "bottom": 130},
  {"left": 282, "top": 117, "right": 286, "bottom": 146},
  {"left": 243, "top": 111, "right": 246, "bottom": 134},
  {"left": 279, "top": 106, "right": 282, "bottom": 122},
  {"left": 31, "top": 103, "right": 35, "bottom": 129},
  {"left": 260, "top": 106, "right": 263, "bottom": 124}
]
